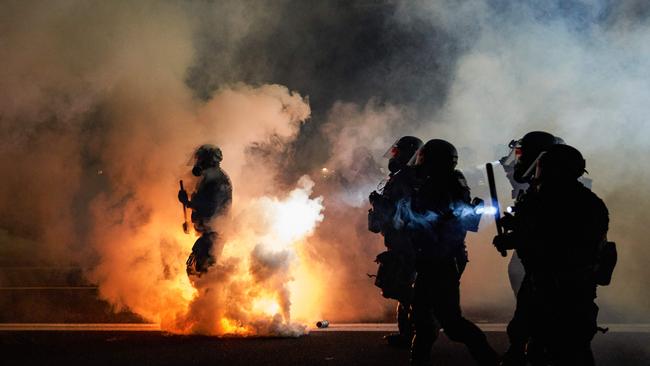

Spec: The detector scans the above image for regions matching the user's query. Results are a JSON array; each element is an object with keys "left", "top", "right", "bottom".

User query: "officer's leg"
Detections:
[
  {"left": 189, "top": 232, "right": 218, "bottom": 275},
  {"left": 508, "top": 252, "right": 525, "bottom": 295},
  {"left": 502, "top": 275, "right": 532, "bottom": 366},
  {"left": 398, "top": 301, "right": 412, "bottom": 339},
  {"left": 546, "top": 338, "right": 594, "bottom": 366},
  {"left": 546, "top": 301, "right": 597, "bottom": 366},
  {"left": 385, "top": 301, "right": 412, "bottom": 347},
  {"left": 186, "top": 235, "right": 202, "bottom": 276},
  {"left": 411, "top": 274, "right": 439, "bottom": 366},
  {"left": 432, "top": 264, "right": 498, "bottom": 366}
]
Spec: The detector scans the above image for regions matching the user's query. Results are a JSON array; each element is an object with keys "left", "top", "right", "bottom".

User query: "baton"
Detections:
[
  {"left": 180, "top": 180, "right": 189, "bottom": 234},
  {"left": 486, "top": 163, "right": 507, "bottom": 257}
]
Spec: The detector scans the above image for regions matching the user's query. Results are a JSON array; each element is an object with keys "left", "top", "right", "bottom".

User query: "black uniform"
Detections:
[
  {"left": 501, "top": 189, "right": 545, "bottom": 365},
  {"left": 186, "top": 166, "right": 232, "bottom": 275},
  {"left": 381, "top": 167, "right": 418, "bottom": 340},
  {"left": 407, "top": 170, "right": 498, "bottom": 366},
  {"left": 369, "top": 136, "right": 423, "bottom": 346},
  {"left": 507, "top": 180, "right": 608, "bottom": 365},
  {"left": 497, "top": 132, "right": 561, "bottom": 366}
]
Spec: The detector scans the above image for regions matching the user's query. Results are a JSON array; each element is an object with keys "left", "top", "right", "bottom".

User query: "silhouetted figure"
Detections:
[
  {"left": 402, "top": 139, "right": 497, "bottom": 366},
  {"left": 369, "top": 136, "right": 423, "bottom": 347},
  {"left": 178, "top": 144, "right": 232, "bottom": 276},
  {"left": 494, "top": 144, "right": 612, "bottom": 366},
  {"left": 498, "top": 131, "right": 562, "bottom": 366}
]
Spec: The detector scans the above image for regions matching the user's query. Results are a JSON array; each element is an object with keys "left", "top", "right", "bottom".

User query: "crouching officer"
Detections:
[
  {"left": 404, "top": 139, "right": 498, "bottom": 366},
  {"left": 494, "top": 144, "right": 614, "bottom": 366},
  {"left": 178, "top": 144, "right": 232, "bottom": 276},
  {"left": 369, "top": 136, "right": 423, "bottom": 347}
]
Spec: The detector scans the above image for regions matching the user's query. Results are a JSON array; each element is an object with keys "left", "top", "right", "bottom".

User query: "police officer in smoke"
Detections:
[
  {"left": 368, "top": 136, "right": 423, "bottom": 346},
  {"left": 500, "top": 133, "right": 595, "bottom": 294},
  {"left": 497, "top": 131, "right": 592, "bottom": 365},
  {"left": 494, "top": 144, "right": 614, "bottom": 366},
  {"left": 399, "top": 139, "right": 498, "bottom": 366},
  {"left": 178, "top": 144, "right": 232, "bottom": 276}
]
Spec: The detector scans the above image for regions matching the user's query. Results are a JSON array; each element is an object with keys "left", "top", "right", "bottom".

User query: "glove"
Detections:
[
  {"left": 471, "top": 197, "right": 484, "bottom": 207},
  {"left": 500, "top": 212, "right": 516, "bottom": 232},
  {"left": 178, "top": 189, "right": 190, "bottom": 206},
  {"left": 493, "top": 233, "right": 517, "bottom": 252},
  {"left": 369, "top": 190, "right": 381, "bottom": 204}
]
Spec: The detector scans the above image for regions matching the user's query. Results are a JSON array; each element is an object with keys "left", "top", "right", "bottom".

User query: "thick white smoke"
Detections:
[
  {"left": 398, "top": 0, "right": 650, "bottom": 319},
  {"left": 0, "top": 1, "right": 327, "bottom": 335}
]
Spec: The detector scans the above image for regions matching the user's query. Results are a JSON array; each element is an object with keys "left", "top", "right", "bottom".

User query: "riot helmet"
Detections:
[
  {"left": 192, "top": 144, "right": 223, "bottom": 176},
  {"left": 513, "top": 131, "right": 561, "bottom": 183},
  {"left": 414, "top": 139, "right": 458, "bottom": 175},
  {"left": 383, "top": 136, "right": 423, "bottom": 173},
  {"left": 536, "top": 144, "right": 586, "bottom": 183}
]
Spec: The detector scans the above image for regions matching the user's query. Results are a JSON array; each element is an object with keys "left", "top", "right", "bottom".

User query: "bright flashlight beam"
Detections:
[{"left": 475, "top": 206, "right": 498, "bottom": 215}]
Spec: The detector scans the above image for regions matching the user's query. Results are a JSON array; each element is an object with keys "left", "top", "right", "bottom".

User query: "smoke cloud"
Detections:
[
  {"left": 399, "top": 0, "right": 650, "bottom": 321},
  {"left": 1, "top": 0, "right": 649, "bottom": 339}
]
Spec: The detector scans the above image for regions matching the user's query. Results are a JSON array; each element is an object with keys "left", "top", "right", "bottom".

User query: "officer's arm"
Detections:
[{"left": 592, "top": 197, "right": 610, "bottom": 242}]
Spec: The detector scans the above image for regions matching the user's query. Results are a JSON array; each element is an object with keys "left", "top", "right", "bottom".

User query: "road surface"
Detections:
[{"left": 2, "top": 323, "right": 649, "bottom": 366}]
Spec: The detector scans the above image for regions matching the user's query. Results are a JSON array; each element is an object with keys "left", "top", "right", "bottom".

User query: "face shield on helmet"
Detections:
[
  {"left": 382, "top": 143, "right": 400, "bottom": 159},
  {"left": 383, "top": 136, "right": 423, "bottom": 173},
  {"left": 513, "top": 131, "right": 561, "bottom": 183},
  {"left": 498, "top": 139, "right": 522, "bottom": 171}
]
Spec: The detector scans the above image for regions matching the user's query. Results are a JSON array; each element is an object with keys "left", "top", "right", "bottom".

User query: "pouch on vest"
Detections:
[{"left": 373, "top": 250, "right": 414, "bottom": 301}]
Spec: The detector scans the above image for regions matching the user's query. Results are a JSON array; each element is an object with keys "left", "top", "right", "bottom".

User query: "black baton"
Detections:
[{"left": 486, "top": 163, "right": 507, "bottom": 257}]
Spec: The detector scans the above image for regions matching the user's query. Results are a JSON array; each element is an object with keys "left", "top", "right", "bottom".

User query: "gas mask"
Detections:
[
  {"left": 191, "top": 156, "right": 214, "bottom": 176},
  {"left": 388, "top": 157, "right": 404, "bottom": 174},
  {"left": 192, "top": 164, "right": 204, "bottom": 177}
]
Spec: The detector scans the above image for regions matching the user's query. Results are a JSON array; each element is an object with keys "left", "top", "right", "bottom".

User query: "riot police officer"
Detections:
[
  {"left": 498, "top": 131, "right": 561, "bottom": 365},
  {"left": 369, "top": 136, "right": 423, "bottom": 346},
  {"left": 494, "top": 144, "right": 610, "bottom": 366},
  {"left": 178, "top": 144, "right": 232, "bottom": 276},
  {"left": 405, "top": 139, "right": 498, "bottom": 366}
]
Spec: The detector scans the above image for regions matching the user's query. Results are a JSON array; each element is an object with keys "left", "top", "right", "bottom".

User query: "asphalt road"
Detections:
[
  {"left": 2, "top": 267, "right": 649, "bottom": 365},
  {"left": 2, "top": 328, "right": 649, "bottom": 366}
]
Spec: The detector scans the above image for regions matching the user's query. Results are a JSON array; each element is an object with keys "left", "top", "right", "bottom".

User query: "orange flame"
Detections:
[{"left": 152, "top": 176, "right": 325, "bottom": 336}]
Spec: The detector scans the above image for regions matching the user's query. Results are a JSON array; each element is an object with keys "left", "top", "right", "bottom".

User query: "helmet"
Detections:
[
  {"left": 384, "top": 136, "right": 423, "bottom": 173},
  {"left": 537, "top": 144, "right": 586, "bottom": 182},
  {"left": 192, "top": 144, "right": 223, "bottom": 176},
  {"left": 513, "top": 131, "right": 561, "bottom": 183},
  {"left": 414, "top": 139, "right": 458, "bottom": 173}
]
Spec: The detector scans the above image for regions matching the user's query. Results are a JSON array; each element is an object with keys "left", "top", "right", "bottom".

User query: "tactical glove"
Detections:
[
  {"left": 492, "top": 233, "right": 518, "bottom": 252},
  {"left": 178, "top": 189, "right": 190, "bottom": 207}
]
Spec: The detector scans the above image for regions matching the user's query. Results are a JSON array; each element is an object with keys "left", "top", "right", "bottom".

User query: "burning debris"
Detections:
[{"left": 173, "top": 176, "right": 324, "bottom": 336}]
